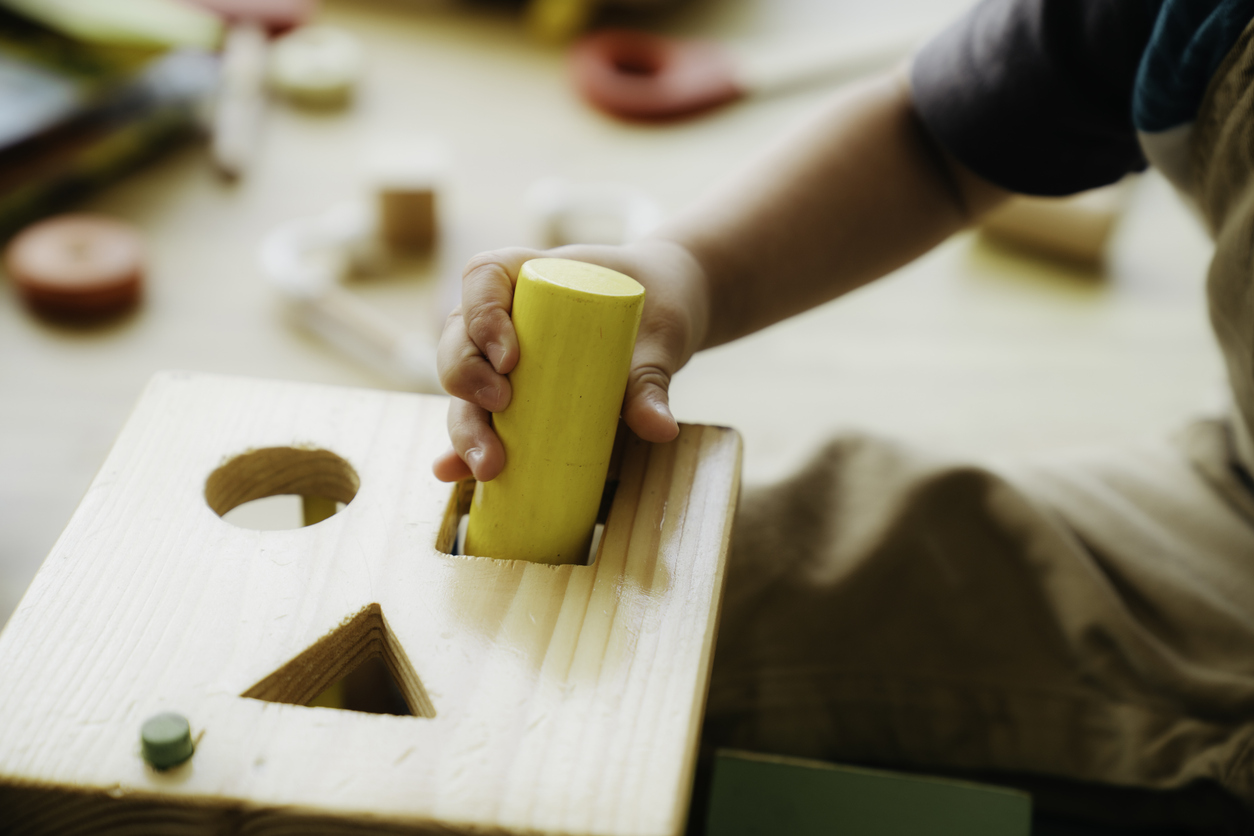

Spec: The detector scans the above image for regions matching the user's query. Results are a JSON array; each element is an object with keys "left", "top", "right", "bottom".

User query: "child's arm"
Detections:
[
  {"left": 434, "top": 68, "right": 1010, "bottom": 483},
  {"left": 669, "top": 68, "right": 1008, "bottom": 348}
]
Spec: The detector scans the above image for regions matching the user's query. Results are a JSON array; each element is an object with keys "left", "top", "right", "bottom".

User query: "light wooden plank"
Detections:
[{"left": 0, "top": 371, "right": 741, "bottom": 835}]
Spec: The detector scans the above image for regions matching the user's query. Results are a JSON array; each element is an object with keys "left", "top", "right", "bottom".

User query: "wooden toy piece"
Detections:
[
  {"left": 379, "top": 187, "right": 436, "bottom": 253},
  {"left": 197, "top": 0, "right": 316, "bottom": 179},
  {"left": 370, "top": 145, "right": 443, "bottom": 256},
  {"left": 465, "top": 258, "right": 644, "bottom": 564},
  {"left": 527, "top": 179, "right": 664, "bottom": 248},
  {"left": 569, "top": 26, "right": 924, "bottom": 121},
  {"left": 979, "top": 180, "right": 1131, "bottom": 267},
  {"left": 210, "top": 18, "right": 269, "bottom": 179},
  {"left": 302, "top": 494, "right": 338, "bottom": 525},
  {"left": 140, "top": 712, "right": 195, "bottom": 770},
  {"left": 4, "top": 213, "right": 144, "bottom": 320},
  {"left": 0, "top": 371, "right": 741, "bottom": 835},
  {"left": 258, "top": 200, "right": 442, "bottom": 391},
  {"left": 269, "top": 25, "right": 364, "bottom": 108}
]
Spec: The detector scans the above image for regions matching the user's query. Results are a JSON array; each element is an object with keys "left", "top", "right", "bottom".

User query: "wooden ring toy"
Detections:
[
  {"left": 569, "top": 29, "right": 740, "bottom": 120},
  {"left": 4, "top": 213, "right": 144, "bottom": 320}
]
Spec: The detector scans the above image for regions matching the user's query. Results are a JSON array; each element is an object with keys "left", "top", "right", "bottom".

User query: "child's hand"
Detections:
[{"left": 432, "top": 239, "right": 711, "bottom": 483}]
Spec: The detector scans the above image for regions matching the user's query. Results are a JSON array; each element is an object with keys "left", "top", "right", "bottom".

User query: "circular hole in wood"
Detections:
[{"left": 205, "top": 447, "right": 359, "bottom": 530}]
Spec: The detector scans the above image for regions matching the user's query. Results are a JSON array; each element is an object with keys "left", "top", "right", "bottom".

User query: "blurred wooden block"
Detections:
[
  {"left": 370, "top": 144, "right": 443, "bottom": 255},
  {"left": 0, "top": 372, "right": 741, "bottom": 835},
  {"left": 980, "top": 181, "right": 1131, "bottom": 267},
  {"left": 379, "top": 187, "right": 436, "bottom": 253}
]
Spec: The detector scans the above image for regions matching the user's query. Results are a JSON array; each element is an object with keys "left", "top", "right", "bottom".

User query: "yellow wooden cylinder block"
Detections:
[{"left": 463, "top": 258, "right": 644, "bottom": 563}]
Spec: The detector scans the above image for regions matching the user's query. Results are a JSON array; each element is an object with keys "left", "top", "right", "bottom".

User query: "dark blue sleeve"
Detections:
[
  {"left": 1133, "top": 0, "right": 1254, "bottom": 132},
  {"left": 910, "top": 0, "right": 1160, "bottom": 196}
]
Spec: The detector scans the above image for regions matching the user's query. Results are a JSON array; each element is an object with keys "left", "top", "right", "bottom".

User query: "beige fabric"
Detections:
[
  {"left": 1192, "top": 21, "right": 1254, "bottom": 482},
  {"left": 706, "top": 430, "right": 1254, "bottom": 803},
  {"left": 704, "top": 20, "right": 1254, "bottom": 818}
]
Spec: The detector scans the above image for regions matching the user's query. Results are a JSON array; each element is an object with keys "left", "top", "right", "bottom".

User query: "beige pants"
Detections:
[{"left": 704, "top": 420, "right": 1254, "bottom": 824}]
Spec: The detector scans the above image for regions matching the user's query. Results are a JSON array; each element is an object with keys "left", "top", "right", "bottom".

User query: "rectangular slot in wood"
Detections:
[{"left": 435, "top": 423, "right": 630, "bottom": 565}]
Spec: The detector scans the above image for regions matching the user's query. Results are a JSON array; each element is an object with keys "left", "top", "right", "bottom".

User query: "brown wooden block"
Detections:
[
  {"left": 378, "top": 187, "right": 436, "bottom": 254},
  {"left": 0, "top": 372, "right": 741, "bottom": 835}
]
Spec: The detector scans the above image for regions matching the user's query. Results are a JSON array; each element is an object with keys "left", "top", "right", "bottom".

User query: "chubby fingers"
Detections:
[
  {"left": 434, "top": 247, "right": 543, "bottom": 482},
  {"left": 437, "top": 309, "right": 511, "bottom": 413},
  {"left": 437, "top": 247, "right": 541, "bottom": 410},
  {"left": 462, "top": 248, "right": 541, "bottom": 371},
  {"left": 434, "top": 397, "right": 506, "bottom": 483},
  {"left": 432, "top": 447, "right": 472, "bottom": 482}
]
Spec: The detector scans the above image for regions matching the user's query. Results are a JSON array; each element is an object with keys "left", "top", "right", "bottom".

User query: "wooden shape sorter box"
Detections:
[{"left": 0, "top": 372, "right": 742, "bottom": 836}]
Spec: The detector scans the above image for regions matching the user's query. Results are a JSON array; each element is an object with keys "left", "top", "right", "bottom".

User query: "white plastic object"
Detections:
[
  {"left": 525, "top": 179, "right": 663, "bottom": 248},
  {"left": 269, "top": 25, "right": 363, "bottom": 107},
  {"left": 259, "top": 201, "right": 440, "bottom": 391},
  {"left": 211, "top": 20, "right": 268, "bottom": 178}
]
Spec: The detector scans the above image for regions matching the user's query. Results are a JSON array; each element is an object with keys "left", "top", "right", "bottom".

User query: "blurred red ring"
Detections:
[{"left": 569, "top": 29, "right": 742, "bottom": 120}]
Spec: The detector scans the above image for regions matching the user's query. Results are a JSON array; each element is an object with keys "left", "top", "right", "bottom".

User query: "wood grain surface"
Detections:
[{"left": 0, "top": 372, "right": 741, "bottom": 835}]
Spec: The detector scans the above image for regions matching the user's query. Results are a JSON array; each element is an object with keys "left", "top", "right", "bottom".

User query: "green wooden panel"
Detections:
[{"left": 706, "top": 750, "right": 1032, "bottom": 836}]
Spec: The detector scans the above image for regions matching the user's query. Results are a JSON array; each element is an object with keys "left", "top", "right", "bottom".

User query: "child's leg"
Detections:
[{"left": 704, "top": 424, "right": 1254, "bottom": 812}]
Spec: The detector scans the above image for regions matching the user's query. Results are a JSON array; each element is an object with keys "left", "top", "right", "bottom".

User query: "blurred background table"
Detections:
[{"left": 0, "top": 0, "right": 1223, "bottom": 627}]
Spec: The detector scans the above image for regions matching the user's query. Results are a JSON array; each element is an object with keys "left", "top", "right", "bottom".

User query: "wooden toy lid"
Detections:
[{"left": 5, "top": 213, "right": 144, "bottom": 319}]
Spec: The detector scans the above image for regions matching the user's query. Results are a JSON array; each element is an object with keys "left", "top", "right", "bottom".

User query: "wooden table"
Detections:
[{"left": 0, "top": 0, "right": 1223, "bottom": 628}]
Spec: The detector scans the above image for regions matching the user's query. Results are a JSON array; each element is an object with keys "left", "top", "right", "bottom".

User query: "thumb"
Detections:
[{"left": 621, "top": 354, "right": 680, "bottom": 443}]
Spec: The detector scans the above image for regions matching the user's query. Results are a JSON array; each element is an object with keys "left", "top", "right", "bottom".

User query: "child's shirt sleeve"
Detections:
[{"left": 910, "top": 0, "right": 1159, "bottom": 196}]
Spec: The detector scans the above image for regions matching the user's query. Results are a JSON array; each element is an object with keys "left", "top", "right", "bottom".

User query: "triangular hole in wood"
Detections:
[{"left": 241, "top": 603, "right": 434, "bottom": 718}]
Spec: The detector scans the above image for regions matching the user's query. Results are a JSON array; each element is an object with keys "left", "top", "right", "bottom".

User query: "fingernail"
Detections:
[
  {"left": 486, "top": 342, "right": 506, "bottom": 371},
  {"left": 466, "top": 448, "right": 483, "bottom": 473},
  {"left": 475, "top": 384, "right": 502, "bottom": 411}
]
